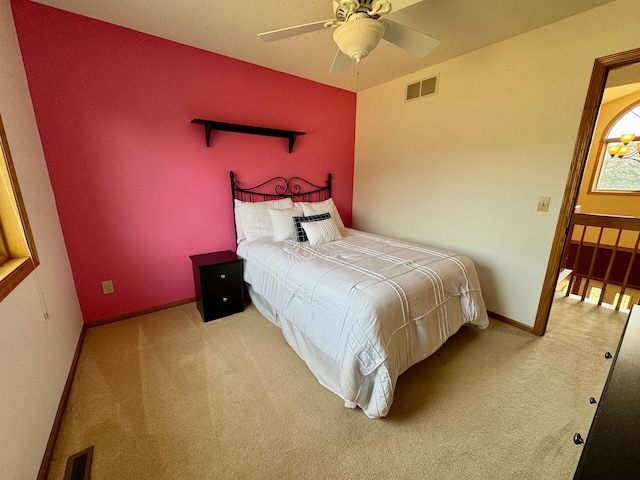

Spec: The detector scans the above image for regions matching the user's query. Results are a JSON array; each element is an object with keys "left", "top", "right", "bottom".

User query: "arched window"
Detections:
[{"left": 592, "top": 103, "right": 640, "bottom": 193}]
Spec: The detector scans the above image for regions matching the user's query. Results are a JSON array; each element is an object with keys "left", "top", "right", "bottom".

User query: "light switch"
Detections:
[{"left": 537, "top": 197, "right": 551, "bottom": 212}]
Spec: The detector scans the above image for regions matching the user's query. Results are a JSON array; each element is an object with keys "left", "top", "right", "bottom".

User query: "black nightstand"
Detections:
[{"left": 190, "top": 250, "right": 244, "bottom": 322}]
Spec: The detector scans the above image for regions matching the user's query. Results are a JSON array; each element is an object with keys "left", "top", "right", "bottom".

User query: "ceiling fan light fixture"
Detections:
[{"left": 333, "top": 17, "right": 386, "bottom": 62}]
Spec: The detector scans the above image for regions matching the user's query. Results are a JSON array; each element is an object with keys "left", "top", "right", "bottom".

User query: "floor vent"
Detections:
[
  {"left": 63, "top": 446, "right": 94, "bottom": 480},
  {"left": 406, "top": 74, "right": 439, "bottom": 102}
]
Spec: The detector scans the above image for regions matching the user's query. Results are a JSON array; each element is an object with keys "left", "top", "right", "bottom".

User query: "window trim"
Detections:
[
  {"left": 590, "top": 100, "right": 640, "bottom": 195},
  {"left": 0, "top": 114, "right": 39, "bottom": 302}
]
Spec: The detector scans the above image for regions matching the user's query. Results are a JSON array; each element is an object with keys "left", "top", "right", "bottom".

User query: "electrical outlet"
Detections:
[
  {"left": 537, "top": 196, "right": 551, "bottom": 212},
  {"left": 101, "top": 280, "right": 114, "bottom": 294}
]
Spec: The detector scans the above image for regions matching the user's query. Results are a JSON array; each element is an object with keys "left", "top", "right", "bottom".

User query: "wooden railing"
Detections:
[{"left": 563, "top": 213, "right": 640, "bottom": 310}]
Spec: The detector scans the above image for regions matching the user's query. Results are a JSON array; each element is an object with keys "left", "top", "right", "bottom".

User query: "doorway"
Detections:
[{"left": 534, "top": 47, "right": 640, "bottom": 336}]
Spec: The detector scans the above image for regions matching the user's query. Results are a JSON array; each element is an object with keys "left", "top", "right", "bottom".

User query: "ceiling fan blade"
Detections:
[
  {"left": 385, "top": 0, "right": 425, "bottom": 13},
  {"left": 330, "top": 49, "right": 352, "bottom": 74},
  {"left": 258, "top": 20, "right": 333, "bottom": 42},
  {"left": 382, "top": 20, "right": 440, "bottom": 58}
]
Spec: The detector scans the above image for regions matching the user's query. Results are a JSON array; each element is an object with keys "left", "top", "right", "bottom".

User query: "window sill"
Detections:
[{"left": 0, "top": 257, "right": 34, "bottom": 302}]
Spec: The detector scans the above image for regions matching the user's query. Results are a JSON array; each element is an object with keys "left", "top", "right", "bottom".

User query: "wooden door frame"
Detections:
[{"left": 533, "top": 48, "right": 640, "bottom": 336}]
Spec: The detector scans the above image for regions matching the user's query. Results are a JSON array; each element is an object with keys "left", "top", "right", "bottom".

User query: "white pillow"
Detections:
[
  {"left": 234, "top": 198, "right": 294, "bottom": 242},
  {"left": 300, "top": 198, "right": 345, "bottom": 228},
  {"left": 300, "top": 218, "right": 342, "bottom": 246},
  {"left": 268, "top": 205, "right": 304, "bottom": 241}
]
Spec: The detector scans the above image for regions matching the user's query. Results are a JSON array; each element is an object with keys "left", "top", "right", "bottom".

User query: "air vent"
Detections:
[
  {"left": 64, "top": 446, "right": 94, "bottom": 480},
  {"left": 405, "top": 74, "right": 439, "bottom": 102}
]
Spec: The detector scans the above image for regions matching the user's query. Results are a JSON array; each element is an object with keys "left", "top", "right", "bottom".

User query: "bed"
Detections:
[{"left": 230, "top": 171, "right": 489, "bottom": 418}]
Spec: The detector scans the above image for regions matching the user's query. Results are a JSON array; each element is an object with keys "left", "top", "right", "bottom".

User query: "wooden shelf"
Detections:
[{"left": 191, "top": 119, "right": 305, "bottom": 153}]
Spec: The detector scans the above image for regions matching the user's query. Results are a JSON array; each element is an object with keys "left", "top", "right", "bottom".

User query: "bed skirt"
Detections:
[
  {"left": 247, "top": 284, "right": 479, "bottom": 418},
  {"left": 248, "top": 285, "right": 362, "bottom": 411}
]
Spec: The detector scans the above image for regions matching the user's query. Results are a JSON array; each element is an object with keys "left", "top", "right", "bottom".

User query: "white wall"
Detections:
[
  {"left": 354, "top": 0, "right": 640, "bottom": 327},
  {"left": 0, "top": 0, "right": 84, "bottom": 477}
]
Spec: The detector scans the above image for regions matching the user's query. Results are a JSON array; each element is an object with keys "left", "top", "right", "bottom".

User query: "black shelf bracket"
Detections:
[{"left": 191, "top": 119, "right": 306, "bottom": 153}]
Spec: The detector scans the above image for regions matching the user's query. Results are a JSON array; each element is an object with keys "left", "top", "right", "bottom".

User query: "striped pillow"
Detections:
[
  {"left": 293, "top": 213, "right": 331, "bottom": 242},
  {"left": 301, "top": 218, "right": 342, "bottom": 246}
]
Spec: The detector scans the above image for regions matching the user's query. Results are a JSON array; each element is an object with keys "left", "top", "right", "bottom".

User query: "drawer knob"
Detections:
[
  {"left": 573, "top": 433, "right": 585, "bottom": 446},
  {"left": 222, "top": 297, "right": 228, "bottom": 302},
  {"left": 220, "top": 274, "right": 226, "bottom": 279}
]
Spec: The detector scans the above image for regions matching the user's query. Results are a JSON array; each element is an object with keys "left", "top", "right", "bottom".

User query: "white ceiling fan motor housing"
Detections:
[{"left": 332, "top": 15, "right": 386, "bottom": 62}]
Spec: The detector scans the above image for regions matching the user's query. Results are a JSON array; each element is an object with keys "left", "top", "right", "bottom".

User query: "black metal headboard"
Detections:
[
  {"left": 230, "top": 171, "right": 333, "bottom": 242},
  {"left": 230, "top": 171, "right": 332, "bottom": 203}
]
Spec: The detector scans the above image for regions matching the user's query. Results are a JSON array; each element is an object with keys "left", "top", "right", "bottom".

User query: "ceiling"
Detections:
[
  {"left": 604, "top": 62, "right": 640, "bottom": 103},
  {"left": 31, "top": 0, "right": 615, "bottom": 92}
]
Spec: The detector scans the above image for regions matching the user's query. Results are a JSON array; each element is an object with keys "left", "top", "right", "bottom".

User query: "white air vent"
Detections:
[{"left": 405, "top": 74, "right": 439, "bottom": 102}]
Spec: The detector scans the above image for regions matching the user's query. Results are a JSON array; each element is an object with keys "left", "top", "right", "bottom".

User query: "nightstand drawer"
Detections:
[
  {"left": 200, "top": 262, "right": 242, "bottom": 288},
  {"left": 203, "top": 285, "right": 244, "bottom": 320},
  {"left": 190, "top": 250, "right": 245, "bottom": 322}
]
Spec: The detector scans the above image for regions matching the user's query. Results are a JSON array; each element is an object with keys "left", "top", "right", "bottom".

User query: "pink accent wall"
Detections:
[{"left": 11, "top": 0, "right": 356, "bottom": 323}]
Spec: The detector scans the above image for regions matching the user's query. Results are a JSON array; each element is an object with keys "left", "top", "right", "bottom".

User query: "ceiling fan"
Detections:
[{"left": 258, "top": 0, "right": 440, "bottom": 74}]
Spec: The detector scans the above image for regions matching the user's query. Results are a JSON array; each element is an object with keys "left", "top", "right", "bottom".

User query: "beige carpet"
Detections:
[{"left": 46, "top": 294, "right": 627, "bottom": 479}]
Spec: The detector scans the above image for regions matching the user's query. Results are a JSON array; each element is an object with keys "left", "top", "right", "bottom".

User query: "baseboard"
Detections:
[
  {"left": 37, "top": 324, "right": 86, "bottom": 480},
  {"left": 86, "top": 297, "right": 196, "bottom": 328},
  {"left": 487, "top": 310, "right": 537, "bottom": 335},
  {"left": 38, "top": 297, "right": 197, "bottom": 478}
]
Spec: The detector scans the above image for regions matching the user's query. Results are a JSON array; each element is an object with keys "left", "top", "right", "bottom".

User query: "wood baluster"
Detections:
[
  {"left": 565, "top": 214, "right": 640, "bottom": 309},
  {"left": 581, "top": 226, "right": 604, "bottom": 301},
  {"left": 567, "top": 224, "right": 588, "bottom": 298},
  {"left": 617, "top": 231, "right": 640, "bottom": 310},
  {"left": 599, "top": 228, "right": 622, "bottom": 306},
  {"left": 562, "top": 218, "right": 577, "bottom": 294}
]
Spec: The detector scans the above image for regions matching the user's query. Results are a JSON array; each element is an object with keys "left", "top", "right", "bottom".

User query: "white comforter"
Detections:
[{"left": 237, "top": 229, "right": 489, "bottom": 418}]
